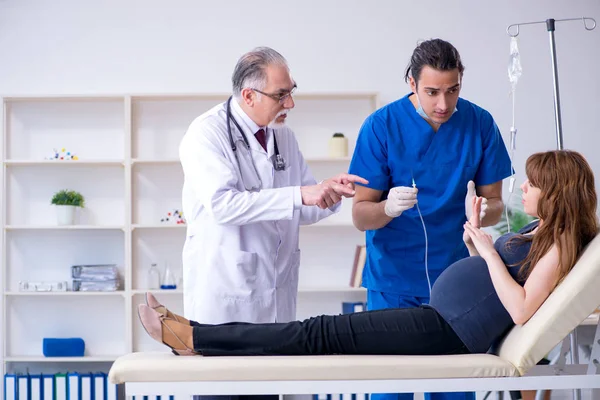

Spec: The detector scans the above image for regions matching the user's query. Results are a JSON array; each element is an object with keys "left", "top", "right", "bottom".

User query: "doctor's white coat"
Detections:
[{"left": 179, "top": 99, "right": 340, "bottom": 324}]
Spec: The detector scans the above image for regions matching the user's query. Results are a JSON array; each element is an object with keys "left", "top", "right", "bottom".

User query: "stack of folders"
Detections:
[
  {"left": 72, "top": 264, "right": 120, "bottom": 292},
  {"left": 4, "top": 372, "right": 119, "bottom": 400}
]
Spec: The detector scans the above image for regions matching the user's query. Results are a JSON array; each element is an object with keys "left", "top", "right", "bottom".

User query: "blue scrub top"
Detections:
[{"left": 348, "top": 94, "right": 512, "bottom": 297}]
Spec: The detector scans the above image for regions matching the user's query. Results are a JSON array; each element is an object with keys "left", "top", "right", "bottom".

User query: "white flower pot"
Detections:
[{"left": 56, "top": 205, "right": 78, "bottom": 225}]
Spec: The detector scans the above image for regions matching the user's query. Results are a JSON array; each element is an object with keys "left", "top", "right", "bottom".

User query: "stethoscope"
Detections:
[{"left": 226, "top": 96, "right": 286, "bottom": 172}]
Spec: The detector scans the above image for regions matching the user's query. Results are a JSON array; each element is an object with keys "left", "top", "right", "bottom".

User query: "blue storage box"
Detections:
[{"left": 42, "top": 338, "right": 85, "bottom": 357}]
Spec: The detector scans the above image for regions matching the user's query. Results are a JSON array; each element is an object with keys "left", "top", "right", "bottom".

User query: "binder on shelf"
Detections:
[
  {"left": 42, "top": 374, "right": 55, "bottom": 400},
  {"left": 17, "top": 375, "right": 29, "bottom": 400},
  {"left": 317, "top": 392, "right": 369, "bottom": 400},
  {"left": 55, "top": 373, "right": 68, "bottom": 400},
  {"left": 4, "top": 374, "right": 18, "bottom": 400},
  {"left": 93, "top": 372, "right": 106, "bottom": 400},
  {"left": 341, "top": 395, "right": 369, "bottom": 400},
  {"left": 80, "top": 373, "right": 93, "bottom": 400},
  {"left": 30, "top": 375, "right": 42, "bottom": 400},
  {"left": 349, "top": 245, "right": 366, "bottom": 288},
  {"left": 106, "top": 377, "right": 119, "bottom": 400},
  {"left": 67, "top": 372, "right": 79, "bottom": 400}
]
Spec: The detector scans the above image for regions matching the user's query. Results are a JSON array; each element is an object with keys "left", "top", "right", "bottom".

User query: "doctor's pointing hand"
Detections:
[{"left": 302, "top": 174, "right": 369, "bottom": 209}]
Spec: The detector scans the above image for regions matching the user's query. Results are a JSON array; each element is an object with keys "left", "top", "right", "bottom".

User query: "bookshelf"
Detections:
[{"left": 0, "top": 92, "right": 379, "bottom": 377}]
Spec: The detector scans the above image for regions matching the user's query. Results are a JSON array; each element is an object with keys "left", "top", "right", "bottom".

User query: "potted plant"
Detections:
[
  {"left": 51, "top": 189, "right": 85, "bottom": 225},
  {"left": 492, "top": 189, "right": 535, "bottom": 236}
]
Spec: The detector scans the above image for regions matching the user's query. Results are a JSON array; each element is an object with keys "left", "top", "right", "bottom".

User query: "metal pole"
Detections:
[
  {"left": 570, "top": 330, "right": 581, "bottom": 400},
  {"left": 546, "top": 18, "right": 564, "bottom": 150}
]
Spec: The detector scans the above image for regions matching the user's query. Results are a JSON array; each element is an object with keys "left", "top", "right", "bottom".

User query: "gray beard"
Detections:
[{"left": 268, "top": 120, "right": 286, "bottom": 129}]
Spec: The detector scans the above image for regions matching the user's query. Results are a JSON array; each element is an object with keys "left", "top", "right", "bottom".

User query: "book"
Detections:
[{"left": 349, "top": 245, "right": 366, "bottom": 288}]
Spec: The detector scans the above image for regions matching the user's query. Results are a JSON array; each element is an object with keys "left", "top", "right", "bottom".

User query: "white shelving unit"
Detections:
[{"left": 0, "top": 92, "right": 378, "bottom": 376}]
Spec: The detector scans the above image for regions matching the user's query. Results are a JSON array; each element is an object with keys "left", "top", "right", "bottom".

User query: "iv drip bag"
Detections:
[{"left": 508, "top": 37, "right": 522, "bottom": 89}]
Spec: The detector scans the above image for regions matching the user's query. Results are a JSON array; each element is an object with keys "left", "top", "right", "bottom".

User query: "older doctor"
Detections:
[{"left": 178, "top": 46, "right": 367, "bottom": 333}]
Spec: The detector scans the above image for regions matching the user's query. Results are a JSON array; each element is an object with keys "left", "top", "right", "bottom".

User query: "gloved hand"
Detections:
[
  {"left": 465, "top": 180, "right": 488, "bottom": 221},
  {"left": 384, "top": 186, "right": 418, "bottom": 218}
]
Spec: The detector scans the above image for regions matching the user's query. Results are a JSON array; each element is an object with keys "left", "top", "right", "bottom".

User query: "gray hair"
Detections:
[{"left": 232, "top": 47, "right": 288, "bottom": 99}]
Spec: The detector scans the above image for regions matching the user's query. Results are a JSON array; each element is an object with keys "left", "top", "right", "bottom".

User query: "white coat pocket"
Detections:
[
  {"left": 279, "top": 248, "right": 301, "bottom": 288},
  {"left": 209, "top": 247, "right": 259, "bottom": 298}
]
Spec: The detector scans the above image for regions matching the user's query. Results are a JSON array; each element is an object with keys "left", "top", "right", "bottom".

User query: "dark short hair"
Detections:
[{"left": 403, "top": 39, "right": 465, "bottom": 86}]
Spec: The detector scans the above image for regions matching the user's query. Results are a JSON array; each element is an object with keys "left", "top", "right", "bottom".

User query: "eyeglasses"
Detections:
[{"left": 251, "top": 86, "right": 297, "bottom": 104}]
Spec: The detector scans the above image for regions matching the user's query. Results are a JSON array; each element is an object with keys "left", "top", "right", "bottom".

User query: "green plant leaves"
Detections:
[{"left": 50, "top": 189, "right": 85, "bottom": 208}]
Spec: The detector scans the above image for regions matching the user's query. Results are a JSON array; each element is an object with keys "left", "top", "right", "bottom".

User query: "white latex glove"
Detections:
[
  {"left": 465, "top": 180, "right": 488, "bottom": 221},
  {"left": 384, "top": 186, "right": 418, "bottom": 218}
]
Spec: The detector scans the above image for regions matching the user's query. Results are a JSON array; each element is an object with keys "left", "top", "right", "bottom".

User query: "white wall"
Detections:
[
  {"left": 0, "top": 0, "right": 599, "bottom": 397},
  {"left": 1, "top": 0, "right": 599, "bottom": 189}
]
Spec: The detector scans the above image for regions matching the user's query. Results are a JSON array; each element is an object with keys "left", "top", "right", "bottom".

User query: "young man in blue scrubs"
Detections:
[{"left": 349, "top": 39, "right": 512, "bottom": 400}]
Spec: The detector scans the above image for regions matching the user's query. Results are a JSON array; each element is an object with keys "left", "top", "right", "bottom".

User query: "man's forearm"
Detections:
[
  {"left": 352, "top": 200, "right": 393, "bottom": 231},
  {"left": 481, "top": 197, "right": 504, "bottom": 227}
]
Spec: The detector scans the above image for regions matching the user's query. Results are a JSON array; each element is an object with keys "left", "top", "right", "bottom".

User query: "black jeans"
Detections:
[{"left": 190, "top": 305, "right": 470, "bottom": 356}]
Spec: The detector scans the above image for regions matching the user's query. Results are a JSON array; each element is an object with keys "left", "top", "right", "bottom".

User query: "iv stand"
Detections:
[
  {"left": 506, "top": 17, "right": 596, "bottom": 150},
  {"left": 506, "top": 17, "right": 597, "bottom": 400}
]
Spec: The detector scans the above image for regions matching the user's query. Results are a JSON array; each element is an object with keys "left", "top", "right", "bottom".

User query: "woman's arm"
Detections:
[
  {"left": 463, "top": 223, "right": 560, "bottom": 325},
  {"left": 465, "top": 242, "right": 480, "bottom": 257},
  {"left": 485, "top": 246, "right": 558, "bottom": 324},
  {"left": 463, "top": 197, "right": 482, "bottom": 256}
]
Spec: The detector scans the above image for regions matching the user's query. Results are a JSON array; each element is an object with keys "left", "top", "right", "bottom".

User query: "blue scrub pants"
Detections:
[{"left": 367, "top": 290, "right": 475, "bottom": 400}]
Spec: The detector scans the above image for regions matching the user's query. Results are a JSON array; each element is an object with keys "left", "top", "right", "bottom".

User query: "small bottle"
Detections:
[
  {"left": 161, "top": 261, "right": 177, "bottom": 290},
  {"left": 147, "top": 263, "right": 160, "bottom": 290},
  {"left": 328, "top": 133, "right": 348, "bottom": 158}
]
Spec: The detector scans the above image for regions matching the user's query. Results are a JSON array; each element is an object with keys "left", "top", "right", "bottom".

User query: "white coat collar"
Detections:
[{"left": 230, "top": 98, "right": 270, "bottom": 155}]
